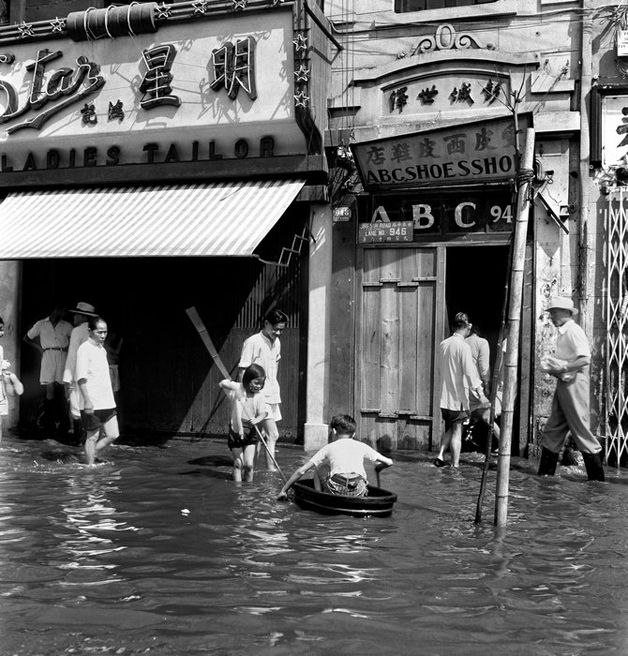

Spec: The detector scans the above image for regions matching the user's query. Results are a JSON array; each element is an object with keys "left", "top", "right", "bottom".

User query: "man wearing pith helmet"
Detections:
[{"left": 538, "top": 296, "right": 605, "bottom": 481}]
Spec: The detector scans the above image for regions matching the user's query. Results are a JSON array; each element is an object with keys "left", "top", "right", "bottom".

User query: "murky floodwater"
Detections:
[{"left": 0, "top": 435, "right": 627, "bottom": 656}]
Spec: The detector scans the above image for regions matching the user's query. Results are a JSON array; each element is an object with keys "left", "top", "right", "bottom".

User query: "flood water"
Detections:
[{"left": 0, "top": 435, "right": 627, "bottom": 656}]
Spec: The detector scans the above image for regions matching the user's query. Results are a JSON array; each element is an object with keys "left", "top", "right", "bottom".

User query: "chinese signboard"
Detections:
[
  {"left": 0, "top": 8, "right": 304, "bottom": 180},
  {"left": 351, "top": 114, "right": 531, "bottom": 190},
  {"left": 358, "top": 220, "right": 413, "bottom": 243},
  {"left": 362, "top": 190, "right": 514, "bottom": 240}
]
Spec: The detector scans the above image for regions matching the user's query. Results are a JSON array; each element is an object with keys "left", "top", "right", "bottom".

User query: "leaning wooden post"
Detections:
[{"left": 494, "top": 126, "right": 535, "bottom": 527}]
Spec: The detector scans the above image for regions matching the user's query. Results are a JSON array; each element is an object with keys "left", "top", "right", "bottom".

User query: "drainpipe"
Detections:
[{"left": 579, "top": 0, "right": 593, "bottom": 336}]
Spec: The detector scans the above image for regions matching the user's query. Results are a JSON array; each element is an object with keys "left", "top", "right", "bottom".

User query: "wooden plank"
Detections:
[
  {"left": 361, "top": 288, "right": 381, "bottom": 411},
  {"left": 431, "top": 246, "right": 447, "bottom": 451}
]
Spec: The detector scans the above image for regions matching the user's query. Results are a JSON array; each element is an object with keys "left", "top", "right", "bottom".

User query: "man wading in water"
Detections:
[{"left": 538, "top": 297, "right": 604, "bottom": 481}]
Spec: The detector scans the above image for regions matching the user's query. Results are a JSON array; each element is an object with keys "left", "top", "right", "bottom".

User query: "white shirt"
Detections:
[
  {"left": 63, "top": 323, "right": 90, "bottom": 384},
  {"left": 555, "top": 319, "right": 591, "bottom": 362},
  {"left": 308, "top": 439, "right": 382, "bottom": 479},
  {"left": 439, "top": 333, "right": 482, "bottom": 411},
  {"left": 239, "top": 332, "right": 281, "bottom": 404},
  {"left": 219, "top": 380, "right": 269, "bottom": 435},
  {"left": 26, "top": 317, "right": 72, "bottom": 349},
  {"left": 75, "top": 338, "right": 116, "bottom": 410},
  {"left": 466, "top": 333, "right": 490, "bottom": 388}
]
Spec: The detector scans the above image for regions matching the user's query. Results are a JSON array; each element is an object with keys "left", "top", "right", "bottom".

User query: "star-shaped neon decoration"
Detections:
[
  {"left": 155, "top": 2, "right": 173, "bottom": 19},
  {"left": 294, "top": 64, "right": 309, "bottom": 83},
  {"left": 293, "top": 33, "right": 308, "bottom": 53},
  {"left": 192, "top": 0, "right": 209, "bottom": 14},
  {"left": 294, "top": 90, "right": 309, "bottom": 108},
  {"left": 232, "top": 0, "right": 247, "bottom": 9},
  {"left": 49, "top": 17, "right": 66, "bottom": 32},
  {"left": 17, "top": 21, "right": 35, "bottom": 38}
]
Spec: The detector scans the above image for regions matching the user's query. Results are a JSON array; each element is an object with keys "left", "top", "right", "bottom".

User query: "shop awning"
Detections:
[{"left": 0, "top": 179, "right": 306, "bottom": 258}]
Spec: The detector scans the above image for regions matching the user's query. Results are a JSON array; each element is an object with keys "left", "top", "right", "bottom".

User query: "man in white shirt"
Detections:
[
  {"left": 76, "top": 316, "right": 119, "bottom": 466},
  {"left": 238, "top": 309, "right": 287, "bottom": 470},
  {"left": 435, "top": 314, "right": 489, "bottom": 468},
  {"left": 538, "top": 297, "right": 604, "bottom": 481},
  {"left": 24, "top": 305, "right": 73, "bottom": 437}
]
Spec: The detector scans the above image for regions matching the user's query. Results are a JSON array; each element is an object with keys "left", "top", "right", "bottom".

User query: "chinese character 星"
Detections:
[
  {"left": 140, "top": 44, "right": 181, "bottom": 110},
  {"left": 210, "top": 37, "right": 257, "bottom": 100}
]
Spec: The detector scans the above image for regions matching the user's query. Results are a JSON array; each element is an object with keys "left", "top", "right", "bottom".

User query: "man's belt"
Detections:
[{"left": 44, "top": 347, "right": 68, "bottom": 351}]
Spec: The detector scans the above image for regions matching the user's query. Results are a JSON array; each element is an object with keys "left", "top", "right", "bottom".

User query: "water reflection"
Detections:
[{"left": 0, "top": 436, "right": 627, "bottom": 655}]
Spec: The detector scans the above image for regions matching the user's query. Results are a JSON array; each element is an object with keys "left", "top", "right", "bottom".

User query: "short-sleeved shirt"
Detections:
[
  {"left": 27, "top": 317, "right": 73, "bottom": 384},
  {"left": 439, "top": 333, "right": 482, "bottom": 411},
  {"left": 75, "top": 338, "right": 116, "bottom": 410},
  {"left": 555, "top": 319, "right": 591, "bottom": 362},
  {"left": 219, "top": 380, "right": 269, "bottom": 435},
  {"left": 466, "top": 333, "right": 490, "bottom": 388},
  {"left": 238, "top": 332, "right": 281, "bottom": 404},
  {"left": 308, "top": 439, "right": 382, "bottom": 479},
  {"left": 26, "top": 317, "right": 72, "bottom": 349}
]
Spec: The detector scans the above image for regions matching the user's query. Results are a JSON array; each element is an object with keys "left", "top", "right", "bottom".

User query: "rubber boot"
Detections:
[
  {"left": 537, "top": 448, "right": 559, "bottom": 476},
  {"left": 582, "top": 452, "right": 605, "bottom": 482}
]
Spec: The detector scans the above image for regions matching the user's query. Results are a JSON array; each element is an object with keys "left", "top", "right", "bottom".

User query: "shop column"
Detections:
[
  {"left": 0, "top": 261, "right": 22, "bottom": 430},
  {"left": 303, "top": 204, "right": 332, "bottom": 451}
]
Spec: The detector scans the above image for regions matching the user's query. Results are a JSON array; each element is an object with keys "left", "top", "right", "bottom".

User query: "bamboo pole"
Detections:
[{"left": 494, "top": 126, "right": 535, "bottom": 527}]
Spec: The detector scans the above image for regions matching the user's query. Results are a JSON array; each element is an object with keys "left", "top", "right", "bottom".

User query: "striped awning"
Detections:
[{"left": 0, "top": 179, "right": 305, "bottom": 258}]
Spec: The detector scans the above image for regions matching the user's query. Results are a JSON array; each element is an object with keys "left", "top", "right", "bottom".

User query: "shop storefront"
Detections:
[{"left": 0, "top": 1, "right": 332, "bottom": 441}]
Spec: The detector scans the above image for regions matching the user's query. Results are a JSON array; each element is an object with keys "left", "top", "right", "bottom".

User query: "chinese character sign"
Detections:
[
  {"left": 351, "top": 115, "right": 528, "bottom": 189},
  {"left": 210, "top": 36, "right": 257, "bottom": 100},
  {"left": 139, "top": 44, "right": 181, "bottom": 109}
]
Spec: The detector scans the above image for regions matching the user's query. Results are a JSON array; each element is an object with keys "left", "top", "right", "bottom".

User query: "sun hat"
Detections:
[
  {"left": 68, "top": 301, "right": 97, "bottom": 317},
  {"left": 546, "top": 296, "right": 578, "bottom": 315}
]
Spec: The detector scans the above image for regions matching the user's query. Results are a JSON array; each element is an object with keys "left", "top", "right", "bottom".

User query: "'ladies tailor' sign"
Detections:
[{"left": 351, "top": 115, "right": 531, "bottom": 190}]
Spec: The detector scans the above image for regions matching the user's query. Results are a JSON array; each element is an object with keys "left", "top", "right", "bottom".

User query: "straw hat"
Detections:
[
  {"left": 546, "top": 296, "right": 578, "bottom": 315},
  {"left": 68, "top": 301, "right": 97, "bottom": 317}
]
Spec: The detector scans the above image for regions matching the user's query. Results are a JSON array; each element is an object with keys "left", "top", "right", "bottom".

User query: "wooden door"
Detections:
[{"left": 357, "top": 247, "right": 444, "bottom": 450}]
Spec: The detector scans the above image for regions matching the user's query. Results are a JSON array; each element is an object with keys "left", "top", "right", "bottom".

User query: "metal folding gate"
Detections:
[{"left": 604, "top": 190, "right": 628, "bottom": 466}]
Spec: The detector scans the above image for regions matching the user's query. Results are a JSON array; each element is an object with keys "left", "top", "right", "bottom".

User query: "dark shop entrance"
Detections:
[{"left": 18, "top": 252, "right": 308, "bottom": 444}]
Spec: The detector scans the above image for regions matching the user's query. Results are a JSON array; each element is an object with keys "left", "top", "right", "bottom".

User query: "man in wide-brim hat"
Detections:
[
  {"left": 538, "top": 296, "right": 605, "bottom": 481},
  {"left": 63, "top": 302, "right": 98, "bottom": 443}
]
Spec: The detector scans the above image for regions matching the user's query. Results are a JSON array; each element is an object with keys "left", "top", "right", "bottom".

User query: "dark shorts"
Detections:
[
  {"left": 227, "top": 427, "right": 258, "bottom": 450},
  {"left": 81, "top": 408, "right": 117, "bottom": 432},
  {"left": 441, "top": 408, "right": 468, "bottom": 431}
]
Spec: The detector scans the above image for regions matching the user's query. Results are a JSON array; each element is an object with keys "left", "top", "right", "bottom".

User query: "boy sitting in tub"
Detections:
[{"left": 277, "top": 414, "right": 392, "bottom": 499}]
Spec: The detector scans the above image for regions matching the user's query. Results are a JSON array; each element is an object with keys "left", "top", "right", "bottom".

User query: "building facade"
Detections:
[
  {"left": 321, "top": 0, "right": 612, "bottom": 458},
  {"left": 0, "top": 0, "right": 335, "bottom": 446}
]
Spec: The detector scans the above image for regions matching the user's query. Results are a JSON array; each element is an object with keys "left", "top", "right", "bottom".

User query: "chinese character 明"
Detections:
[
  {"left": 389, "top": 86, "right": 408, "bottom": 113},
  {"left": 419, "top": 137, "right": 437, "bottom": 158},
  {"left": 210, "top": 36, "right": 257, "bottom": 100},
  {"left": 450, "top": 82, "right": 474, "bottom": 104},
  {"left": 80, "top": 103, "right": 97, "bottom": 125},
  {"left": 481, "top": 80, "right": 501, "bottom": 104},
  {"left": 391, "top": 142, "right": 411, "bottom": 163},
  {"left": 617, "top": 107, "right": 628, "bottom": 148},
  {"left": 140, "top": 44, "right": 181, "bottom": 110},
  {"left": 418, "top": 85, "right": 438, "bottom": 105},
  {"left": 444, "top": 133, "right": 466, "bottom": 155},
  {"left": 108, "top": 100, "right": 124, "bottom": 122},
  {"left": 474, "top": 127, "right": 495, "bottom": 151},
  {"left": 366, "top": 146, "right": 386, "bottom": 165}
]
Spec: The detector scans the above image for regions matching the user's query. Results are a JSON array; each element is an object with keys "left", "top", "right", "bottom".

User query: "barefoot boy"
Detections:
[{"left": 277, "top": 414, "right": 392, "bottom": 499}]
